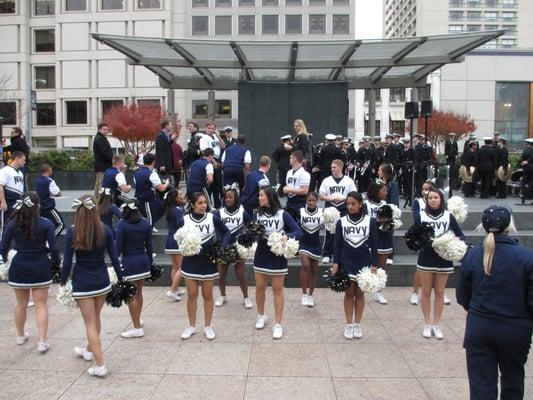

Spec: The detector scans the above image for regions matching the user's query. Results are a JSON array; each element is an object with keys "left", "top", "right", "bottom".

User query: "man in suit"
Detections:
[
  {"left": 92, "top": 122, "right": 113, "bottom": 198},
  {"left": 477, "top": 137, "right": 496, "bottom": 198},
  {"left": 520, "top": 138, "right": 533, "bottom": 200},
  {"left": 318, "top": 134, "right": 343, "bottom": 185},
  {"left": 155, "top": 119, "right": 174, "bottom": 179},
  {"left": 383, "top": 133, "right": 399, "bottom": 168},
  {"left": 495, "top": 137, "right": 509, "bottom": 199},
  {"left": 445, "top": 132, "right": 459, "bottom": 190},
  {"left": 223, "top": 126, "right": 237, "bottom": 147}
]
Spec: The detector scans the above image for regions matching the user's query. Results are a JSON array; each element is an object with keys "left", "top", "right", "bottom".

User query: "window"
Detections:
[
  {"left": 390, "top": 88, "right": 405, "bottom": 102},
  {"left": 239, "top": 0, "right": 254, "bottom": 5},
  {"left": 449, "top": 25, "right": 463, "bottom": 32},
  {"left": 0, "top": 0, "right": 15, "bottom": 13},
  {"left": 262, "top": 0, "right": 277, "bottom": 4},
  {"left": 35, "top": 66, "right": 55, "bottom": 89},
  {"left": 216, "top": 100, "right": 231, "bottom": 117},
  {"left": 262, "top": 15, "right": 278, "bottom": 34},
  {"left": 215, "top": 0, "right": 231, "bottom": 5},
  {"left": 502, "top": 0, "right": 516, "bottom": 6},
  {"left": 484, "top": 24, "right": 498, "bottom": 30},
  {"left": 333, "top": 14, "right": 349, "bottom": 34},
  {"left": 192, "top": 100, "right": 232, "bottom": 118},
  {"left": 137, "top": 0, "right": 160, "bottom": 8},
  {"left": 332, "top": 0, "right": 349, "bottom": 3},
  {"left": 65, "top": 100, "right": 87, "bottom": 124},
  {"left": 192, "top": 0, "right": 208, "bottom": 6},
  {"left": 502, "top": 24, "right": 517, "bottom": 32},
  {"left": 137, "top": 99, "right": 160, "bottom": 108},
  {"left": 101, "top": 99, "right": 123, "bottom": 117},
  {"left": 285, "top": 15, "right": 301, "bottom": 34},
  {"left": 466, "top": 25, "right": 481, "bottom": 31},
  {"left": 192, "top": 16, "right": 209, "bottom": 35},
  {"left": 33, "top": 137, "right": 57, "bottom": 148},
  {"left": 449, "top": 11, "right": 463, "bottom": 20},
  {"left": 418, "top": 84, "right": 431, "bottom": 100},
  {"left": 239, "top": 15, "right": 255, "bottom": 34},
  {"left": 215, "top": 16, "right": 232, "bottom": 35},
  {"left": 0, "top": 102, "right": 16, "bottom": 125},
  {"left": 65, "top": 0, "right": 86, "bottom": 11},
  {"left": 364, "top": 89, "right": 381, "bottom": 102},
  {"left": 36, "top": 103, "right": 56, "bottom": 126},
  {"left": 35, "top": 0, "right": 55, "bottom": 15},
  {"left": 502, "top": 12, "right": 516, "bottom": 20},
  {"left": 484, "top": 11, "right": 497, "bottom": 20},
  {"left": 501, "top": 38, "right": 516, "bottom": 47},
  {"left": 495, "top": 82, "right": 530, "bottom": 144},
  {"left": 309, "top": 0, "right": 325, "bottom": 4},
  {"left": 101, "top": 0, "right": 123, "bottom": 10},
  {"left": 484, "top": 39, "right": 497, "bottom": 48},
  {"left": 35, "top": 29, "right": 55, "bottom": 52},
  {"left": 285, "top": 0, "right": 301, "bottom": 4},
  {"left": 193, "top": 100, "right": 207, "bottom": 118},
  {"left": 309, "top": 14, "right": 325, "bottom": 34},
  {"left": 466, "top": 11, "right": 481, "bottom": 20}
]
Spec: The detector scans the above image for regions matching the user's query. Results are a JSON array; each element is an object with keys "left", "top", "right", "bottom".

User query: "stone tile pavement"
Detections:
[{"left": 0, "top": 284, "right": 532, "bottom": 400}]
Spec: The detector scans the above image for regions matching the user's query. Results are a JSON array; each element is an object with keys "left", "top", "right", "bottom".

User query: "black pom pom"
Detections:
[
  {"left": 376, "top": 205, "right": 394, "bottom": 231},
  {"left": 51, "top": 261, "right": 62, "bottom": 284},
  {"left": 324, "top": 269, "right": 351, "bottom": 293},
  {"left": 204, "top": 244, "right": 239, "bottom": 265},
  {"left": 237, "top": 222, "right": 265, "bottom": 248},
  {"left": 405, "top": 222, "right": 435, "bottom": 251},
  {"left": 106, "top": 281, "right": 137, "bottom": 308},
  {"left": 145, "top": 263, "right": 164, "bottom": 283}
]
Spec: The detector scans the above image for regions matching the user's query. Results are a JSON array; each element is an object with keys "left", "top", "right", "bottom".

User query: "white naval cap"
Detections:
[{"left": 325, "top": 134, "right": 336, "bottom": 141}]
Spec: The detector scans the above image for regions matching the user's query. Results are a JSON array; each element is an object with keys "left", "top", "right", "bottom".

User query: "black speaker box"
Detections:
[
  {"left": 404, "top": 102, "right": 419, "bottom": 119},
  {"left": 420, "top": 100, "right": 433, "bottom": 117}
]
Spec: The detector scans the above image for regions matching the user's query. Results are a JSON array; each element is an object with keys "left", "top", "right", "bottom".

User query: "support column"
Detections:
[
  {"left": 167, "top": 88, "right": 176, "bottom": 124},
  {"left": 207, "top": 89, "right": 216, "bottom": 121},
  {"left": 410, "top": 87, "right": 419, "bottom": 134},
  {"left": 368, "top": 88, "right": 376, "bottom": 138}
]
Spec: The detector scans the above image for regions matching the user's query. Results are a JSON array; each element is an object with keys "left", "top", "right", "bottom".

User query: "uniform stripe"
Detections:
[
  {"left": 50, "top": 209, "right": 65, "bottom": 236},
  {"left": 298, "top": 249, "right": 321, "bottom": 260},
  {"left": 181, "top": 270, "right": 219, "bottom": 281},
  {"left": 73, "top": 284, "right": 112, "bottom": 299},
  {"left": 164, "top": 249, "right": 181, "bottom": 254},
  {"left": 8, "top": 280, "right": 52, "bottom": 288},
  {"left": 416, "top": 264, "right": 454, "bottom": 274},
  {"left": 144, "top": 202, "right": 153, "bottom": 226},
  {"left": 377, "top": 247, "right": 394, "bottom": 255},
  {"left": 124, "top": 271, "right": 151, "bottom": 281},
  {"left": 253, "top": 266, "right": 288, "bottom": 275}
]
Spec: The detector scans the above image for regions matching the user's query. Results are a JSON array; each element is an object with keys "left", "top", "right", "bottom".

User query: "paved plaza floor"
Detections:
[{"left": 1, "top": 284, "right": 532, "bottom": 400}]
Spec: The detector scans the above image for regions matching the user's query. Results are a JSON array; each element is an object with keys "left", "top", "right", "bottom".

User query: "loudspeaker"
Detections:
[
  {"left": 404, "top": 102, "right": 419, "bottom": 119},
  {"left": 420, "top": 100, "right": 433, "bottom": 117}
]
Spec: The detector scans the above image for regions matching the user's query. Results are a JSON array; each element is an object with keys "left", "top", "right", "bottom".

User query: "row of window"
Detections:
[
  {"left": 193, "top": 14, "right": 350, "bottom": 35},
  {"left": 449, "top": 0, "right": 517, "bottom": 7},
  {"left": 449, "top": 10, "right": 517, "bottom": 20},
  {"left": 449, "top": 24, "right": 517, "bottom": 32},
  {"left": 0, "top": 0, "right": 161, "bottom": 14},
  {"left": 192, "top": 0, "right": 350, "bottom": 6}
]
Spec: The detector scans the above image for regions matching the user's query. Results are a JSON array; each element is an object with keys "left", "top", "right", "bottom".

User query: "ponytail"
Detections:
[{"left": 482, "top": 232, "right": 496, "bottom": 275}]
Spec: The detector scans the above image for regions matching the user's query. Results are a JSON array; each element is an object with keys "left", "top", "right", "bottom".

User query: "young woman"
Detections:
[
  {"left": 415, "top": 189, "right": 464, "bottom": 339},
  {"left": 213, "top": 188, "right": 253, "bottom": 309},
  {"left": 115, "top": 200, "right": 153, "bottom": 339},
  {"left": 180, "top": 192, "right": 231, "bottom": 341},
  {"left": 164, "top": 188, "right": 186, "bottom": 301},
  {"left": 98, "top": 187, "right": 122, "bottom": 234},
  {"left": 365, "top": 181, "right": 391, "bottom": 305},
  {"left": 292, "top": 119, "right": 313, "bottom": 172},
  {"left": 0, "top": 192, "right": 60, "bottom": 352},
  {"left": 253, "top": 187, "right": 302, "bottom": 339},
  {"left": 378, "top": 163, "right": 400, "bottom": 206},
  {"left": 332, "top": 191, "right": 378, "bottom": 340},
  {"left": 61, "top": 195, "right": 122, "bottom": 377},
  {"left": 298, "top": 192, "right": 323, "bottom": 307}
]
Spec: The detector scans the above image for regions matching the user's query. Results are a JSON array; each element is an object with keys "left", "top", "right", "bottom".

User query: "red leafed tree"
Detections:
[{"left": 103, "top": 103, "right": 165, "bottom": 156}]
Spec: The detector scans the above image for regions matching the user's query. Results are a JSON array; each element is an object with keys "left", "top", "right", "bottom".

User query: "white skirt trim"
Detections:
[
  {"left": 124, "top": 271, "right": 151, "bottom": 281},
  {"left": 377, "top": 248, "right": 394, "bottom": 255},
  {"left": 416, "top": 264, "right": 454, "bottom": 274},
  {"left": 298, "top": 249, "right": 321, "bottom": 261},
  {"left": 181, "top": 271, "right": 219, "bottom": 281},
  {"left": 164, "top": 249, "right": 181, "bottom": 255},
  {"left": 253, "top": 266, "right": 288, "bottom": 276},
  {"left": 9, "top": 280, "right": 52, "bottom": 289},
  {"left": 73, "top": 284, "right": 112, "bottom": 299}
]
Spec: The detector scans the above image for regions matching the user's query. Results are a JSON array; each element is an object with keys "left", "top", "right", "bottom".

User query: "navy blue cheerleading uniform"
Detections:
[
  {"left": 222, "top": 143, "right": 250, "bottom": 189},
  {"left": 187, "top": 158, "right": 211, "bottom": 196},
  {"left": 299, "top": 206, "right": 323, "bottom": 260},
  {"left": 180, "top": 212, "right": 231, "bottom": 281},
  {"left": 102, "top": 166, "right": 124, "bottom": 206},
  {"left": 240, "top": 169, "right": 269, "bottom": 215},
  {"left": 385, "top": 180, "right": 400, "bottom": 206},
  {"left": 61, "top": 225, "right": 122, "bottom": 299},
  {"left": 214, "top": 205, "right": 251, "bottom": 244},
  {"left": 253, "top": 209, "right": 303, "bottom": 275},
  {"left": 0, "top": 217, "right": 60, "bottom": 288},
  {"left": 415, "top": 209, "right": 465, "bottom": 273},
  {"left": 412, "top": 197, "right": 426, "bottom": 221},
  {"left": 115, "top": 218, "right": 153, "bottom": 281},
  {"left": 134, "top": 166, "right": 164, "bottom": 226},
  {"left": 99, "top": 204, "right": 122, "bottom": 233},
  {"left": 365, "top": 199, "right": 394, "bottom": 255},
  {"left": 0, "top": 165, "right": 24, "bottom": 228},
  {"left": 333, "top": 213, "right": 378, "bottom": 281},
  {"left": 35, "top": 175, "right": 64, "bottom": 236},
  {"left": 164, "top": 206, "right": 184, "bottom": 254}
]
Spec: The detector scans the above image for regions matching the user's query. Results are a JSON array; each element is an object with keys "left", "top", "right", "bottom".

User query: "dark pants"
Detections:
[
  {"left": 310, "top": 171, "right": 320, "bottom": 193},
  {"left": 41, "top": 207, "right": 65, "bottom": 236},
  {"left": 478, "top": 170, "right": 494, "bottom": 198},
  {"left": 223, "top": 166, "right": 244, "bottom": 191},
  {"left": 357, "top": 172, "right": 371, "bottom": 194},
  {"left": 525, "top": 170, "right": 533, "bottom": 199},
  {"left": 496, "top": 179, "right": 507, "bottom": 198},
  {"left": 465, "top": 313, "right": 532, "bottom": 400},
  {"left": 140, "top": 198, "right": 164, "bottom": 227},
  {"left": 172, "top": 170, "right": 182, "bottom": 188},
  {"left": 209, "top": 166, "right": 223, "bottom": 208},
  {"left": 285, "top": 201, "right": 304, "bottom": 223},
  {"left": 278, "top": 168, "right": 289, "bottom": 196}
]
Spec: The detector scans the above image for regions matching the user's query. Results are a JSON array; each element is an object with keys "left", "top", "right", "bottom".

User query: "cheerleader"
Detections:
[
  {"left": 35, "top": 164, "right": 64, "bottom": 236},
  {"left": 365, "top": 181, "right": 391, "bottom": 305},
  {"left": 415, "top": 188, "right": 464, "bottom": 339},
  {"left": 115, "top": 200, "right": 153, "bottom": 339},
  {"left": 164, "top": 188, "right": 186, "bottom": 301},
  {"left": 180, "top": 192, "right": 231, "bottom": 340},
  {"left": 0, "top": 192, "right": 60, "bottom": 352},
  {"left": 253, "top": 187, "right": 302, "bottom": 339},
  {"left": 378, "top": 163, "right": 400, "bottom": 206},
  {"left": 299, "top": 192, "right": 323, "bottom": 307},
  {"left": 332, "top": 191, "right": 378, "bottom": 339},
  {"left": 61, "top": 195, "right": 122, "bottom": 377},
  {"left": 98, "top": 187, "right": 122, "bottom": 233},
  {"left": 213, "top": 188, "right": 253, "bottom": 309}
]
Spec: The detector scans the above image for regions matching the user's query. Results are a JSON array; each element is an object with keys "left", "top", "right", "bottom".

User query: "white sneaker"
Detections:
[
  {"left": 27, "top": 301, "right": 34, "bottom": 308},
  {"left": 38, "top": 341, "right": 50, "bottom": 353},
  {"left": 422, "top": 325, "right": 432, "bottom": 338},
  {"left": 272, "top": 324, "right": 283, "bottom": 339},
  {"left": 16, "top": 332, "right": 30, "bottom": 345},
  {"left": 307, "top": 295, "right": 315, "bottom": 308},
  {"left": 176, "top": 288, "right": 186, "bottom": 296},
  {"left": 410, "top": 293, "right": 419, "bottom": 305},
  {"left": 321, "top": 256, "right": 331, "bottom": 264},
  {"left": 444, "top": 295, "right": 451, "bottom": 305},
  {"left": 432, "top": 325, "right": 444, "bottom": 340},
  {"left": 301, "top": 294, "right": 309, "bottom": 306},
  {"left": 120, "top": 328, "right": 144, "bottom": 339},
  {"left": 254, "top": 314, "right": 268, "bottom": 330},
  {"left": 243, "top": 297, "right": 253, "bottom": 309},
  {"left": 215, "top": 295, "right": 226, "bottom": 307},
  {"left": 166, "top": 291, "right": 181, "bottom": 302},
  {"left": 204, "top": 326, "right": 216, "bottom": 340},
  {"left": 386, "top": 258, "right": 393, "bottom": 265},
  {"left": 353, "top": 323, "right": 363, "bottom": 339},
  {"left": 74, "top": 346, "right": 94, "bottom": 361},
  {"left": 343, "top": 324, "right": 354, "bottom": 340},
  {"left": 181, "top": 326, "right": 196, "bottom": 340},
  {"left": 88, "top": 365, "right": 108, "bottom": 377},
  {"left": 152, "top": 227, "right": 158, "bottom": 233},
  {"left": 373, "top": 292, "right": 388, "bottom": 305}
]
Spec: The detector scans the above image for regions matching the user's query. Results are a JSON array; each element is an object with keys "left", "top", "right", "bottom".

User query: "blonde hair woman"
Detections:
[{"left": 292, "top": 119, "right": 312, "bottom": 171}]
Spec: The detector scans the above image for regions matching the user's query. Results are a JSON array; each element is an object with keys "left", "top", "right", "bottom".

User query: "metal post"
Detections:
[
  {"left": 26, "top": 83, "right": 33, "bottom": 146},
  {"left": 368, "top": 88, "right": 376, "bottom": 139},
  {"left": 410, "top": 88, "right": 419, "bottom": 134},
  {"left": 410, "top": 117, "right": 415, "bottom": 208},
  {"left": 167, "top": 88, "right": 175, "bottom": 124},
  {"left": 207, "top": 89, "right": 216, "bottom": 121}
]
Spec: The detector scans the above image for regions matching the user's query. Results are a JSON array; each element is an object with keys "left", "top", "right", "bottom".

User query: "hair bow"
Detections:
[
  {"left": 99, "top": 187, "right": 112, "bottom": 195},
  {"left": 14, "top": 197, "right": 35, "bottom": 210},
  {"left": 72, "top": 198, "right": 96, "bottom": 210},
  {"left": 120, "top": 202, "right": 138, "bottom": 210},
  {"left": 223, "top": 182, "right": 239, "bottom": 195}
]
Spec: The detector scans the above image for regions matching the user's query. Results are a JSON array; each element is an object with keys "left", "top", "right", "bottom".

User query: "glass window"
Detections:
[
  {"left": 466, "top": 11, "right": 481, "bottom": 20},
  {"left": 449, "top": 11, "right": 463, "bottom": 20},
  {"left": 239, "top": 0, "right": 254, "bottom": 5},
  {"left": 137, "top": 0, "right": 160, "bottom": 8},
  {"left": 33, "top": 137, "right": 57, "bottom": 148},
  {"left": 65, "top": 0, "right": 86, "bottom": 11},
  {"left": 418, "top": 84, "right": 432, "bottom": 100},
  {"left": 101, "top": 99, "right": 123, "bottom": 117},
  {"left": 239, "top": 15, "right": 255, "bottom": 34},
  {"left": 484, "top": 39, "right": 497, "bottom": 48},
  {"left": 216, "top": 0, "right": 231, "bottom": 5},
  {"left": 192, "top": 100, "right": 231, "bottom": 118},
  {"left": 309, "top": 14, "right": 325, "bottom": 34},
  {"left": 285, "top": 0, "right": 301, "bottom": 4},
  {"left": 333, "top": 14, "right": 349, "bottom": 34},
  {"left": 332, "top": 0, "right": 349, "bottom": 3},
  {"left": 192, "top": 16, "right": 209, "bottom": 35},
  {"left": 466, "top": 25, "right": 481, "bottom": 31},
  {"left": 484, "top": 11, "right": 497, "bottom": 19},
  {"left": 35, "top": 0, "right": 55, "bottom": 15},
  {"left": 192, "top": 0, "right": 208, "bottom": 6},
  {"left": 65, "top": 100, "right": 87, "bottom": 124},
  {"left": 501, "top": 38, "right": 516, "bottom": 47},
  {"left": 0, "top": 0, "right": 16, "bottom": 13},
  {"left": 36, "top": 103, "right": 56, "bottom": 126},
  {"left": 137, "top": 99, "right": 160, "bottom": 108},
  {"left": 485, "top": 0, "right": 498, "bottom": 6},
  {"left": 0, "top": 102, "right": 16, "bottom": 125},
  {"left": 502, "top": 12, "right": 516, "bottom": 20},
  {"left": 262, "top": 0, "right": 278, "bottom": 4},
  {"left": 193, "top": 100, "right": 207, "bottom": 118},
  {"left": 285, "top": 15, "right": 301, "bottom": 34},
  {"left": 364, "top": 89, "right": 382, "bottom": 102},
  {"left": 101, "top": 0, "right": 123, "bottom": 10},
  {"left": 216, "top": 100, "right": 231, "bottom": 117},
  {"left": 215, "top": 16, "right": 232, "bottom": 35},
  {"left": 309, "top": 0, "right": 325, "bottom": 4},
  {"left": 35, "top": 29, "right": 55, "bottom": 52},
  {"left": 35, "top": 66, "right": 55, "bottom": 89},
  {"left": 449, "top": 25, "right": 463, "bottom": 32},
  {"left": 484, "top": 24, "right": 498, "bottom": 30},
  {"left": 262, "top": 15, "right": 278, "bottom": 34},
  {"left": 390, "top": 88, "right": 405, "bottom": 102},
  {"left": 495, "top": 82, "right": 530, "bottom": 145}
]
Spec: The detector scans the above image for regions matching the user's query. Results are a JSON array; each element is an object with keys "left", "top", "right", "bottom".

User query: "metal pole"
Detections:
[
  {"left": 207, "top": 89, "right": 216, "bottom": 121},
  {"left": 410, "top": 117, "right": 415, "bottom": 208},
  {"left": 26, "top": 82, "right": 32, "bottom": 146},
  {"left": 167, "top": 88, "right": 175, "bottom": 124},
  {"left": 368, "top": 88, "right": 376, "bottom": 139}
]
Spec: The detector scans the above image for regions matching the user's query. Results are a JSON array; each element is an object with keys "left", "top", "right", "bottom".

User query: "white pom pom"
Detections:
[
  {"left": 108, "top": 267, "right": 118, "bottom": 284},
  {"left": 174, "top": 226, "right": 202, "bottom": 256},
  {"left": 56, "top": 281, "right": 77, "bottom": 308},
  {"left": 236, "top": 242, "right": 257, "bottom": 260},
  {"left": 0, "top": 250, "right": 16, "bottom": 281},
  {"left": 323, "top": 207, "right": 340, "bottom": 233},
  {"left": 284, "top": 238, "right": 300, "bottom": 258},
  {"left": 355, "top": 267, "right": 388, "bottom": 293},
  {"left": 267, "top": 232, "right": 285, "bottom": 256},
  {"left": 447, "top": 196, "right": 468, "bottom": 224},
  {"left": 389, "top": 204, "right": 403, "bottom": 229},
  {"left": 431, "top": 231, "right": 468, "bottom": 262}
]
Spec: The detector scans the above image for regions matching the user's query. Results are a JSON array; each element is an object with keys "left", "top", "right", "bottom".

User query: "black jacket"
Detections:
[
  {"left": 4, "top": 135, "right": 30, "bottom": 159},
  {"left": 495, "top": 146, "right": 509, "bottom": 169},
  {"left": 272, "top": 144, "right": 291, "bottom": 171},
  {"left": 318, "top": 143, "right": 343, "bottom": 171},
  {"left": 92, "top": 132, "right": 113, "bottom": 173},
  {"left": 477, "top": 145, "right": 496, "bottom": 172},
  {"left": 463, "top": 149, "right": 478, "bottom": 169},
  {"left": 445, "top": 140, "right": 458, "bottom": 162},
  {"left": 155, "top": 131, "right": 173, "bottom": 173},
  {"left": 384, "top": 143, "right": 399, "bottom": 166},
  {"left": 293, "top": 134, "right": 313, "bottom": 166}
]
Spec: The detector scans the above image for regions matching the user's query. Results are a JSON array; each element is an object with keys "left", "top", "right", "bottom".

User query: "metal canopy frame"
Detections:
[{"left": 92, "top": 30, "right": 504, "bottom": 90}]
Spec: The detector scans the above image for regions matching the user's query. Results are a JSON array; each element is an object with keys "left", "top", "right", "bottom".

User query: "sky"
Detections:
[{"left": 355, "top": 0, "right": 384, "bottom": 40}]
